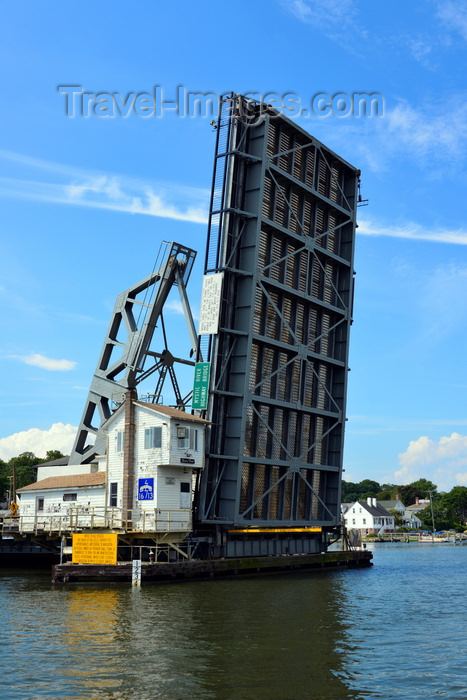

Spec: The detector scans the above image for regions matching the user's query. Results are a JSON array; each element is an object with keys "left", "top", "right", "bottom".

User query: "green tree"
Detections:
[
  {"left": 42, "top": 450, "right": 66, "bottom": 463},
  {"left": 390, "top": 508, "right": 403, "bottom": 528},
  {"left": 341, "top": 479, "right": 381, "bottom": 503},
  {"left": 417, "top": 501, "right": 457, "bottom": 531},
  {"left": 0, "top": 459, "right": 9, "bottom": 501},
  {"left": 410, "top": 478, "right": 437, "bottom": 497},
  {"left": 397, "top": 479, "right": 437, "bottom": 506},
  {"left": 358, "top": 479, "right": 381, "bottom": 497},
  {"left": 8, "top": 452, "right": 41, "bottom": 492},
  {"left": 440, "top": 487, "right": 467, "bottom": 525}
]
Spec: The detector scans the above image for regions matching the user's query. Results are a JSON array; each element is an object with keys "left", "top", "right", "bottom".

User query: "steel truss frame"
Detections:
[
  {"left": 196, "top": 94, "right": 359, "bottom": 531},
  {"left": 69, "top": 242, "right": 198, "bottom": 464}
]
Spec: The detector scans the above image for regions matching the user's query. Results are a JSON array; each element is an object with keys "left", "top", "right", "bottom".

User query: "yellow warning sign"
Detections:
[{"left": 72, "top": 533, "right": 118, "bottom": 565}]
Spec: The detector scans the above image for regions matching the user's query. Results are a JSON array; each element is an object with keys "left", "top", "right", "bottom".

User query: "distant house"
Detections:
[
  {"left": 340, "top": 502, "right": 352, "bottom": 516},
  {"left": 343, "top": 497, "right": 395, "bottom": 534},
  {"left": 16, "top": 392, "right": 209, "bottom": 539},
  {"left": 403, "top": 497, "right": 430, "bottom": 529},
  {"left": 378, "top": 498, "right": 421, "bottom": 529}
]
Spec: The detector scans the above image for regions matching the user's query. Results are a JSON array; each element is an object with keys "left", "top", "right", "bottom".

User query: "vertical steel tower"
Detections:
[{"left": 195, "top": 94, "right": 359, "bottom": 557}]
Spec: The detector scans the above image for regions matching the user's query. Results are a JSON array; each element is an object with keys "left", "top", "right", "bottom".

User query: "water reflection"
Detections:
[
  {"left": 1, "top": 570, "right": 363, "bottom": 699},
  {"left": 4, "top": 546, "right": 467, "bottom": 698},
  {"left": 75, "top": 574, "right": 362, "bottom": 699}
]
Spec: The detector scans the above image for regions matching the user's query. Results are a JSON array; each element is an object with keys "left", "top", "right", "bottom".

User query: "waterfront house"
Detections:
[
  {"left": 343, "top": 497, "right": 395, "bottom": 535},
  {"left": 378, "top": 498, "right": 422, "bottom": 529},
  {"left": 15, "top": 392, "right": 209, "bottom": 540}
]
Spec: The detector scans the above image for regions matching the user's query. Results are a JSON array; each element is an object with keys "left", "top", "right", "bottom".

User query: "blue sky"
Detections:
[{"left": 1, "top": 0, "right": 467, "bottom": 491}]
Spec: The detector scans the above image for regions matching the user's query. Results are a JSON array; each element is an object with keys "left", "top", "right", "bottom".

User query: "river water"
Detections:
[{"left": 1, "top": 543, "right": 466, "bottom": 699}]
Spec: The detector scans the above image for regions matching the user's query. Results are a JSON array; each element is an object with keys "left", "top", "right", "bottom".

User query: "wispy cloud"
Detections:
[
  {"left": 435, "top": 0, "right": 467, "bottom": 42},
  {"left": 348, "top": 414, "right": 467, "bottom": 436},
  {"left": 282, "top": 0, "right": 365, "bottom": 36},
  {"left": 297, "top": 95, "right": 467, "bottom": 176},
  {"left": 9, "top": 353, "right": 77, "bottom": 371},
  {"left": 381, "top": 99, "right": 467, "bottom": 161},
  {"left": 0, "top": 150, "right": 209, "bottom": 224},
  {"left": 358, "top": 217, "right": 467, "bottom": 245},
  {"left": 0, "top": 422, "right": 77, "bottom": 461},
  {"left": 284, "top": 0, "right": 357, "bottom": 29}
]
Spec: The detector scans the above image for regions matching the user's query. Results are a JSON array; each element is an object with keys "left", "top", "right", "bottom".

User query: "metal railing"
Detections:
[{"left": 1, "top": 506, "right": 192, "bottom": 536}]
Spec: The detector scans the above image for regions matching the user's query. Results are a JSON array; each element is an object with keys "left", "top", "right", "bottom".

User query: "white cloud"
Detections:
[
  {"left": 0, "top": 422, "right": 77, "bottom": 461},
  {"left": 312, "top": 97, "right": 467, "bottom": 174},
  {"left": 382, "top": 100, "right": 467, "bottom": 160},
  {"left": 164, "top": 300, "right": 185, "bottom": 315},
  {"left": 406, "top": 35, "right": 435, "bottom": 67},
  {"left": 396, "top": 433, "right": 467, "bottom": 490},
  {"left": 285, "top": 0, "right": 355, "bottom": 26},
  {"left": 358, "top": 217, "right": 467, "bottom": 245},
  {"left": 436, "top": 1, "right": 467, "bottom": 42},
  {"left": 10, "top": 353, "right": 77, "bottom": 371},
  {"left": 283, "top": 0, "right": 362, "bottom": 35},
  {"left": 0, "top": 150, "right": 209, "bottom": 225}
]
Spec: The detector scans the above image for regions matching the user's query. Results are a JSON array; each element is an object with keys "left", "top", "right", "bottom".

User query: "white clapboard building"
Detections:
[
  {"left": 343, "top": 497, "right": 395, "bottom": 535},
  {"left": 16, "top": 392, "right": 209, "bottom": 540}
]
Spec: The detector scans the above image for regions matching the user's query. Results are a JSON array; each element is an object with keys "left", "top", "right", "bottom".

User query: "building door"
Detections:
[{"left": 180, "top": 482, "right": 191, "bottom": 509}]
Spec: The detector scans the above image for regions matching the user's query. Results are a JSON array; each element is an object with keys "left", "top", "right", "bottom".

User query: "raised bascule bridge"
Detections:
[{"left": 3, "top": 93, "right": 372, "bottom": 580}]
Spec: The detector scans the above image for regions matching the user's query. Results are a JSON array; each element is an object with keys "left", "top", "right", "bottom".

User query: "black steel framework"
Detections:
[
  {"left": 196, "top": 95, "right": 359, "bottom": 549},
  {"left": 69, "top": 242, "right": 198, "bottom": 464}
]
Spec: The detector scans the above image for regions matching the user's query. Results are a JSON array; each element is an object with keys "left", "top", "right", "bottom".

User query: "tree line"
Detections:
[
  {"left": 0, "top": 451, "right": 65, "bottom": 503},
  {"left": 342, "top": 478, "right": 467, "bottom": 531},
  {"left": 2, "top": 453, "right": 466, "bottom": 530}
]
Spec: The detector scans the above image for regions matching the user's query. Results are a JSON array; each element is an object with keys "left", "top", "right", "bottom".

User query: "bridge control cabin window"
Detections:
[
  {"left": 109, "top": 482, "right": 118, "bottom": 507},
  {"left": 116, "top": 431, "right": 124, "bottom": 452},
  {"left": 177, "top": 427, "right": 198, "bottom": 451},
  {"left": 144, "top": 426, "right": 162, "bottom": 449}
]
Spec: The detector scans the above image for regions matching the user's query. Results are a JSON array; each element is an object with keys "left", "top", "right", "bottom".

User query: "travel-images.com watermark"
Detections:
[{"left": 58, "top": 86, "right": 384, "bottom": 119}]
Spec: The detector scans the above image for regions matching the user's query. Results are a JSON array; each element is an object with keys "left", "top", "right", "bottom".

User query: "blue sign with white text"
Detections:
[{"left": 138, "top": 478, "right": 154, "bottom": 501}]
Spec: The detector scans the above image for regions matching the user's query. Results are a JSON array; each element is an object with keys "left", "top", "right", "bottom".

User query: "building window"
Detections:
[
  {"left": 37, "top": 498, "right": 44, "bottom": 511},
  {"left": 363, "top": 518, "right": 366, "bottom": 525},
  {"left": 144, "top": 426, "right": 162, "bottom": 449},
  {"left": 109, "top": 482, "right": 118, "bottom": 507},
  {"left": 178, "top": 427, "right": 198, "bottom": 451},
  {"left": 116, "top": 431, "right": 124, "bottom": 452},
  {"left": 352, "top": 518, "right": 356, "bottom": 525},
  {"left": 63, "top": 493, "right": 77, "bottom": 502}
]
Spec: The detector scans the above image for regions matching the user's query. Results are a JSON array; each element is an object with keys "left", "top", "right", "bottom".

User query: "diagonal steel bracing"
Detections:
[{"left": 69, "top": 242, "right": 197, "bottom": 464}]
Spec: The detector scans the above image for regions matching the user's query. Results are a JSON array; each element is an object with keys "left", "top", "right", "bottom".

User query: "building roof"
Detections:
[
  {"left": 135, "top": 402, "right": 211, "bottom": 423},
  {"left": 405, "top": 500, "right": 430, "bottom": 512},
  {"left": 351, "top": 500, "right": 393, "bottom": 517},
  {"left": 36, "top": 456, "right": 69, "bottom": 468},
  {"left": 17, "top": 472, "right": 106, "bottom": 492},
  {"left": 379, "top": 499, "right": 406, "bottom": 510}
]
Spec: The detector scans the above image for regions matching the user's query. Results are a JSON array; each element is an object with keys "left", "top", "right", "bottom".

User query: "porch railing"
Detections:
[{"left": 1, "top": 506, "right": 192, "bottom": 536}]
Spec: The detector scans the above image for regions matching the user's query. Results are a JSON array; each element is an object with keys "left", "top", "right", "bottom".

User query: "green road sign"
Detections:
[{"left": 192, "top": 362, "right": 211, "bottom": 410}]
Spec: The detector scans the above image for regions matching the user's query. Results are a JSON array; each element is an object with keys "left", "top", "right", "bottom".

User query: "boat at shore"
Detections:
[{"left": 418, "top": 533, "right": 449, "bottom": 543}]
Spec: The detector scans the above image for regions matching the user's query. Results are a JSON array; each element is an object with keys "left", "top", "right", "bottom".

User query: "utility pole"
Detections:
[{"left": 428, "top": 490, "right": 436, "bottom": 541}]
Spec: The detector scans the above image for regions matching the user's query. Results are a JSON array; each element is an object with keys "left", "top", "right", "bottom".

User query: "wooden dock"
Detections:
[{"left": 51, "top": 549, "right": 373, "bottom": 583}]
